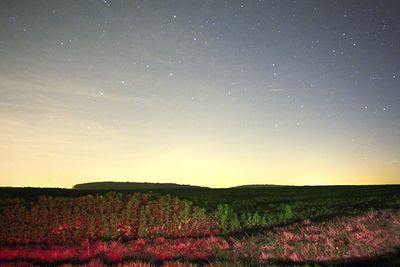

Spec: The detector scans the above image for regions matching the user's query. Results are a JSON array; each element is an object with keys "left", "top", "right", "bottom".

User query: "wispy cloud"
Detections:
[
  {"left": 0, "top": 101, "right": 89, "bottom": 113},
  {"left": 391, "top": 158, "right": 400, "bottom": 165},
  {"left": 269, "top": 88, "right": 286, "bottom": 92},
  {"left": 0, "top": 76, "right": 156, "bottom": 109}
]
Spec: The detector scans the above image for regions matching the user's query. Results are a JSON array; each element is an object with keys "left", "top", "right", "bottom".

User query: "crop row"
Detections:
[
  {"left": 0, "top": 193, "right": 218, "bottom": 245},
  {"left": 0, "top": 210, "right": 399, "bottom": 266}
]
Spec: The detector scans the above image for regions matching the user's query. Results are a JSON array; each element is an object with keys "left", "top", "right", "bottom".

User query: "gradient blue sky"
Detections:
[{"left": 0, "top": 0, "right": 399, "bottom": 187}]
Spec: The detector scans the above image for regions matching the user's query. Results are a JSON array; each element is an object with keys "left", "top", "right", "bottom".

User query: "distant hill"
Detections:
[
  {"left": 73, "top": 181, "right": 208, "bottom": 190},
  {"left": 73, "top": 182, "right": 285, "bottom": 190},
  {"left": 231, "top": 184, "right": 284, "bottom": 188}
]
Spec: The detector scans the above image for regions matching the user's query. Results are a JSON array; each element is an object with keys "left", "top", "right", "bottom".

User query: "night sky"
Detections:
[{"left": 0, "top": 0, "right": 399, "bottom": 187}]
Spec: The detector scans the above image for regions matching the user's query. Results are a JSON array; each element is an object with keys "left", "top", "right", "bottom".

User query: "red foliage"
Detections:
[
  {"left": 0, "top": 236, "right": 228, "bottom": 263},
  {"left": 0, "top": 193, "right": 220, "bottom": 246},
  {"left": 0, "top": 210, "right": 399, "bottom": 266}
]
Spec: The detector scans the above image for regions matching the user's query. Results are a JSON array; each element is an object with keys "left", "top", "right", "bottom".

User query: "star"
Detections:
[{"left": 1, "top": 0, "right": 400, "bottom": 187}]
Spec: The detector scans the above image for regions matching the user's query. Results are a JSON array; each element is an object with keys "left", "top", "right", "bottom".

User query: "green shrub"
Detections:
[{"left": 214, "top": 204, "right": 240, "bottom": 233}]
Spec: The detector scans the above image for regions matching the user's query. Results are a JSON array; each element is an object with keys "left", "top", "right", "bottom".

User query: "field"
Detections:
[{"left": 0, "top": 185, "right": 400, "bottom": 266}]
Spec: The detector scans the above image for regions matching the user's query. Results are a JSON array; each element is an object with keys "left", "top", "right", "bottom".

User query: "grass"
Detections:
[{"left": 0, "top": 185, "right": 399, "bottom": 266}]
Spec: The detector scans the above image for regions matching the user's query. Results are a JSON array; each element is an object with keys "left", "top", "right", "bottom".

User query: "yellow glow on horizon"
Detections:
[
  {"left": 0, "top": 79, "right": 399, "bottom": 188},
  {"left": 1, "top": 123, "right": 399, "bottom": 188},
  {"left": 1, "top": 2, "right": 400, "bottom": 189}
]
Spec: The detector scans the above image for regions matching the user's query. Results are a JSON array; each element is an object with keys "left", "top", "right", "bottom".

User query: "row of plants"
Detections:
[
  {"left": 1, "top": 210, "right": 399, "bottom": 266},
  {"left": 213, "top": 203, "right": 294, "bottom": 233},
  {"left": 0, "top": 189, "right": 312, "bottom": 246},
  {"left": 0, "top": 193, "right": 219, "bottom": 245},
  {"left": 0, "top": 192, "right": 307, "bottom": 245},
  {"left": 2, "top": 190, "right": 398, "bottom": 246}
]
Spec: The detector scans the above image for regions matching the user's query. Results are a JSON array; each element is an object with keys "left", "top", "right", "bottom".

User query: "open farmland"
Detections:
[
  {"left": 0, "top": 185, "right": 399, "bottom": 266},
  {"left": 2, "top": 0, "right": 400, "bottom": 266}
]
